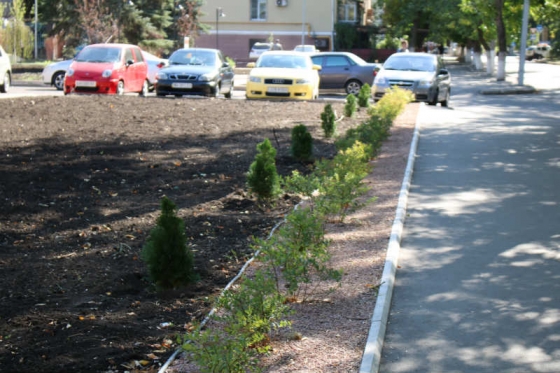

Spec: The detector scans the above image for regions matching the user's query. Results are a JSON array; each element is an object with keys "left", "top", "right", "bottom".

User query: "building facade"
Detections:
[{"left": 194, "top": 0, "right": 373, "bottom": 63}]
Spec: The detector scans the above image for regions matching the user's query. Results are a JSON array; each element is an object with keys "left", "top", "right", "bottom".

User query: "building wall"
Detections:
[{"left": 196, "top": 0, "right": 336, "bottom": 65}]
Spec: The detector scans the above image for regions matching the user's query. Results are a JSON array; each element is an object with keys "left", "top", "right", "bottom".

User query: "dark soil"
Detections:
[{"left": 0, "top": 95, "right": 368, "bottom": 373}]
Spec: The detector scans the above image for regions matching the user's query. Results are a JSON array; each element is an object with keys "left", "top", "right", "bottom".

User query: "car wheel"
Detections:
[
  {"left": 116, "top": 81, "right": 125, "bottom": 95},
  {"left": 0, "top": 72, "right": 10, "bottom": 93},
  {"left": 224, "top": 81, "right": 233, "bottom": 99},
  {"left": 428, "top": 89, "right": 438, "bottom": 106},
  {"left": 139, "top": 80, "right": 149, "bottom": 97},
  {"left": 441, "top": 88, "right": 450, "bottom": 107},
  {"left": 345, "top": 80, "right": 362, "bottom": 95},
  {"left": 53, "top": 71, "right": 65, "bottom": 91},
  {"left": 207, "top": 84, "right": 220, "bottom": 98}
]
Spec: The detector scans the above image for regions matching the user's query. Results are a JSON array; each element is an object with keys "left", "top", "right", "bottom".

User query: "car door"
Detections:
[
  {"left": 319, "top": 55, "right": 352, "bottom": 89},
  {"left": 122, "top": 47, "right": 138, "bottom": 92},
  {"left": 132, "top": 47, "right": 148, "bottom": 89},
  {"left": 215, "top": 52, "right": 233, "bottom": 93},
  {"left": 435, "top": 57, "right": 451, "bottom": 100}
]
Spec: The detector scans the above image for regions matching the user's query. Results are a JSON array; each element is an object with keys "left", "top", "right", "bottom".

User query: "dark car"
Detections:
[
  {"left": 310, "top": 52, "right": 381, "bottom": 95},
  {"left": 371, "top": 52, "right": 451, "bottom": 106},
  {"left": 155, "top": 48, "right": 234, "bottom": 98}
]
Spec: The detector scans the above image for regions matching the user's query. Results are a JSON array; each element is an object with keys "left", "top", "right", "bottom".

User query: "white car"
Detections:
[
  {"left": 42, "top": 50, "right": 167, "bottom": 91},
  {"left": 42, "top": 59, "right": 72, "bottom": 90},
  {"left": 249, "top": 42, "right": 273, "bottom": 60},
  {"left": 526, "top": 44, "right": 551, "bottom": 60},
  {"left": 0, "top": 45, "right": 12, "bottom": 93},
  {"left": 294, "top": 45, "right": 318, "bottom": 53}
]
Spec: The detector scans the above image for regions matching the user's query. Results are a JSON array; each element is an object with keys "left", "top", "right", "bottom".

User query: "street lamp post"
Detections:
[
  {"left": 216, "top": 7, "right": 225, "bottom": 50},
  {"left": 518, "top": 0, "right": 530, "bottom": 86},
  {"left": 34, "top": 0, "right": 37, "bottom": 60}
]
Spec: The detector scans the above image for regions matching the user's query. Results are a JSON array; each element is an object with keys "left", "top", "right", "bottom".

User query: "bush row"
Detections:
[{"left": 142, "top": 87, "right": 413, "bottom": 372}]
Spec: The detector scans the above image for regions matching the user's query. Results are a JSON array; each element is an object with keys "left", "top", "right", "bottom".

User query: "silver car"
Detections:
[
  {"left": 310, "top": 51, "right": 381, "bottom": 95},
  {"left": 0, "top": 45, "right": 12, "bottom": 93},
  {"left": 372, "top": 52, "right": 451, "bottom": 106},
  {"left": 42, "top": 50, "right": 167, "bottom": 91}
]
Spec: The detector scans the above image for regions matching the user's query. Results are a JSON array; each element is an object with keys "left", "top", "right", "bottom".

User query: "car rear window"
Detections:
[
  {"left": 253, "top": 44, "right": 272, "bottom": 50},
  {"left": 76, "top": 47, "right": 121, "bottom": 63}
]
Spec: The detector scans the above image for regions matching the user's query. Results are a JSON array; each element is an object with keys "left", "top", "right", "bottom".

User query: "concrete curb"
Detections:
[
  {"left": 13, "top": 80, "right": 45, "bottom": 87},
  {"left": 479, "top": 85, "right": 536, "bottom": 95},
  {"left": 359, "top": 103, "right": 424, "bottom": 373}
]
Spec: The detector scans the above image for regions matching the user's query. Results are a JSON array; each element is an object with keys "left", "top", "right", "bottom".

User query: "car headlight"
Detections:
[
  {"left": 248, "top": 76, "right": 262, "bottom": 83},
  {"left": 418, "top": 79, "right": 433, "bottom": 87},
  {"left": 374, "top": 77, "right": 388, "bottom": 86},
  {"left": 156, "top": 72, "right": 168, "bottom": 80},
  {"left": 295, "top": 78, "right": 312, "bottom": 84},
  {"left": 198, "top": 73, "right": 217, "bottom": 82},
  {"left": 66, "top": 68, "right": 74, "bottom": 77},
  {"left": 102, "top": 69, "right": 113, "bottom": 78}
]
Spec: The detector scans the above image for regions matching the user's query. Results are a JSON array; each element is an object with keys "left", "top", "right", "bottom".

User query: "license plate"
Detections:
[
  {"left": 172, "top": 82, "right": 193, "bottom": 89},
  {"left": 76, "top": 80, "right": 97, "bottom": 88},
  {"left": 267, "top": 87, "right": 289, "bottom": 93}
]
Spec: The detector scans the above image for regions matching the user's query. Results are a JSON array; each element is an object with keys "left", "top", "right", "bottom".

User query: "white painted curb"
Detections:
[{"left": 359, "top": 103, "right": 424, "bottom": 373}]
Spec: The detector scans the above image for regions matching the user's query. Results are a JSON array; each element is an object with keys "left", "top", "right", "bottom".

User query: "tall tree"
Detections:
[{"left": 3, "top": 0, "right": 35, "bottom": 60}]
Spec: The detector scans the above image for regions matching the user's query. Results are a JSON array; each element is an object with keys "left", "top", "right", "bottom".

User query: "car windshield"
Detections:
[
  {"left": 256, "top": 54, "right": 311, "bottom": 69},
  {"left": 384, "top": 56, "right": 436, "bottom": 72},
  {"left": 169, "top": 50, "right": 216, "bottom": 66},
  {"left": 75, "top": 47, "right": 121, "bottom": 63}
]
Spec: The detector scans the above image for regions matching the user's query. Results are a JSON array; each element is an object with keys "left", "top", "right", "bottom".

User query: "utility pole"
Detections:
[
  {"left": 216, "top": 7, "right": 225, "bottom": 50},
  {"left": 301, "top": 0, "right": 306, "bottom": 45}
]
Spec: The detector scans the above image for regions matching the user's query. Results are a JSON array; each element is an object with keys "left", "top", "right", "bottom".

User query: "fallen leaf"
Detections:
[{"left": 146, "top": 353, "right": 158, "bottom": 360}]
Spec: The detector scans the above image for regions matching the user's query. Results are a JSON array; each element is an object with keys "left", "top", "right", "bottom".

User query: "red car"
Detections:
[{"left": 64, "top": 43, "right": 149, "bottom": 95}]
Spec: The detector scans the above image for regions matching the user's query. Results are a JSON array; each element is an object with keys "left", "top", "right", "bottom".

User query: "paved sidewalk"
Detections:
[{"left": 373, "top": 63, "right": 560, "bottom": 373}]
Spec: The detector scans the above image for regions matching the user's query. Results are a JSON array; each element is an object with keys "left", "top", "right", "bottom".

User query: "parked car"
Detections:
[
  {"left": 64, "top": 43, "right": 149, "bottom": 95},
  {"left": 249, "top": 42, "right": 273, "bottom": 60},
  {"left": 310, "top": 51, "right": 380, "bottom": 95},
  {"left": 155, "top": 48, "right": 234, "bottom": 98},
  {"left": 245, "top": 50, "right": 320, "bottom": 100},
  {"left": 526, "top": 44, "right": 551, "bottom": 60},
  {"left": 0, "top": 45, "right": 12, "bottom": 93},
  {"left": 294, "top": 44, "right": 318, "bottom": 53},
  {"left": 43, "top": 50, "right": 165, "bottom": 91},
  {"left": 42, "top": 59, "right": 72, "bottom": 90},
  {"left": 371, "top": 52, "right": 451, "bottom": 106}
]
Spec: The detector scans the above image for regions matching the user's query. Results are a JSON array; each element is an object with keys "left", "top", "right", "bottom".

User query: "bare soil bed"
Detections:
[{"left": 0, "top": 95, "right": 417, "bottom": 373}]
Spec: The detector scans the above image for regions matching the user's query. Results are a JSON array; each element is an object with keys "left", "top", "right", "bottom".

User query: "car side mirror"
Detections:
[
  {"left": 312, "top": 64, "right": 322, "bottom": 71},
  {"left": 246, "top": 62, "right": 256, "bottom": 68},
  {"left": 126, "top": 59, "right": 134, "bottom": 67},
  {"left": 222, "top": 62, "right": 230, "bottom": 68},
  {"left": 157, "top": 61, "right": 166, "bottom": 68},
  {"left": 438, "top": 68, "right": 449, "bottom": 76}
]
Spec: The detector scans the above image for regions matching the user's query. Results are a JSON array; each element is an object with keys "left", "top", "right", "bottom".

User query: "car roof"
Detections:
[
  {"left": 261, "top": 50, "right": 309, "bottom": 56},
  {"left": 87, "top": 43, "right": 139, "bottom": 49}
]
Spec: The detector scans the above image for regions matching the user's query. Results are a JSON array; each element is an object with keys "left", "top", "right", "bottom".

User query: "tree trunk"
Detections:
[{"left": 495, "top": 0, "right": 507, "bottom": 81}]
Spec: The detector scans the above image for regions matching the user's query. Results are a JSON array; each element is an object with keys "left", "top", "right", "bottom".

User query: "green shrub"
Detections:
[
  {"left": 369, "top": 86, "right": 413, "bottom": 122},
  {"left": 217, "top": 270, "right": 292, "bottom": 353},
  {"left": 357, "top": 83, "right": 372, "bottom": 108},
  {"left": 255, "top": 207, "right": 341, "bottom": 297},
  {"left": 247, "top": 138, "right": 281, "bottom": 201},
  {"left": 141, "top": 197, "right": 196, "bottom": 289},
  {"left": 320, "top": 103, "right": 336, "bottom": 138},
  {"left": 344, "top": 94, "right": 357, "bottom": 118},
  {"left": 291, "top": 124, "right": 313, "bottom": 162},
  {"left": 182, "top": 325, "right": 260, "bottom": 373},
  {"left": 313, "top": 141, "right": 375, "bottom": 222}
]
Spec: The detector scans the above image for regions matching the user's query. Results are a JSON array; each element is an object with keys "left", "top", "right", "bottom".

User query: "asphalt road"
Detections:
[{"left": 378, "top": 60, "right": 560, "bottom": 372}]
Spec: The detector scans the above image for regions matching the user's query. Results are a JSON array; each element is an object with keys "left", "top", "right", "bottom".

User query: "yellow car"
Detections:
[{"left": 246, "top": 51, "right": 321, "bottom": 100}]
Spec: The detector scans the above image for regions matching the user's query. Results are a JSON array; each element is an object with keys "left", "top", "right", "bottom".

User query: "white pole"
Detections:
[
  {"left": 34, "top": 0, "right": 38, "bottom": 60},
  {"left": 301, "top": 0, "right": 306, "bottom": 45},
  {"left": 518, "top": 0, "right": 529, "bottom": 85},
  {"left": 331, "top": 0, "right": 335, "bottom": 50}
]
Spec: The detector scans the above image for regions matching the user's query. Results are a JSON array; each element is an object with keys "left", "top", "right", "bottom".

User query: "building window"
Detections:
[
  {"left": 251, "top": 0, "right": 267, "bottom": 21},
  {"left": 338, "top": 0, "right": 357, "bottom": 22}
]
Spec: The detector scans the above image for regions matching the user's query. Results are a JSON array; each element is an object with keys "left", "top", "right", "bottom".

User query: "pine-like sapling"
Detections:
[
  {"left": 344, "top": 93, "right": 357, "bottom": 118},
  {"left": 247, "top": 138, "right": 281, "bottom": 201},
  {"left": 357, "top": 83, "right": 372, "bottom": 108},
  {"left": 320, "top": 103, "right": 336, "bottom": 138},
  {"left": 141, "top": 196, "right": 196, "bottom": 290},
  {"left": 291, "top": 124, "right": 313, "bottom": 162}
]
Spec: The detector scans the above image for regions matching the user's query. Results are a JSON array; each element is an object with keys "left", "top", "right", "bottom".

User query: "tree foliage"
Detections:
[{"left": 37, "top": 0, "right": 207, "bottom": 57}]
